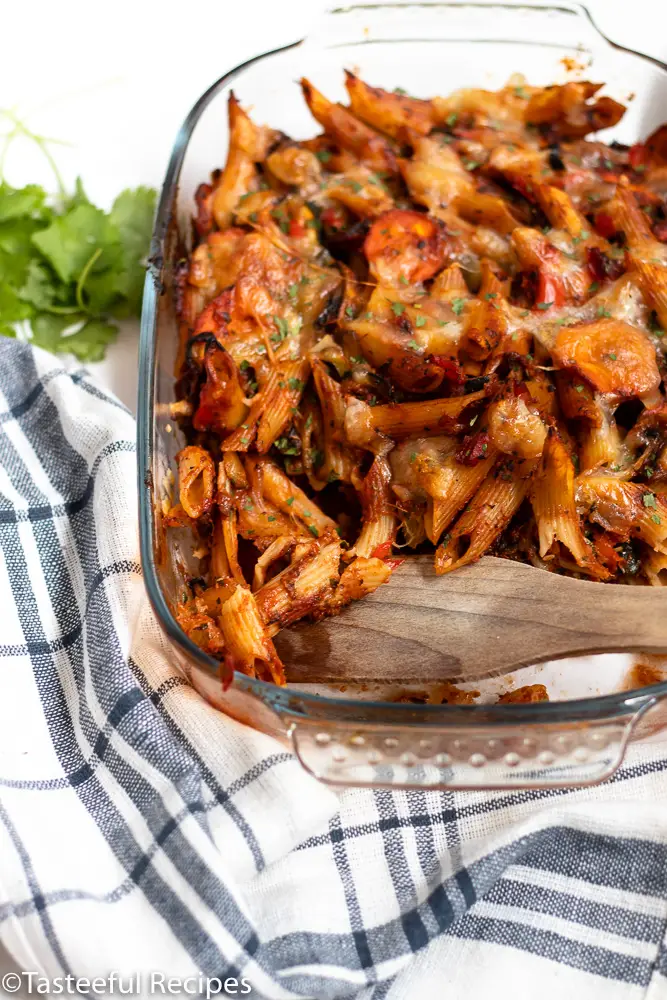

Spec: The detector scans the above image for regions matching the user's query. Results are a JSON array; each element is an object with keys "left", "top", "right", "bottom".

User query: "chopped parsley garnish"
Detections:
[
  {"left": 536, "top": 301, "right": 553, "bottom": 310},
  {"left": 391, "top": 301, "right": 405, "bottom": 316},
  {"left": 452, "top": 297, "right": 466, "bottom": 316},
  {"left": 272, "top": 316, "right": 290, "bottom": 342},
  {"left": 316, "top": 149, "right": 332, "bottom": 163},
  {"left": 643, "top": 492, "right": 657, "bottom": 508},
  {"left": 415, "top": 315, "right": 427, "bottom": 327},
  {"left": 596, "top": 306, "right": 612, "bottom": 319}
]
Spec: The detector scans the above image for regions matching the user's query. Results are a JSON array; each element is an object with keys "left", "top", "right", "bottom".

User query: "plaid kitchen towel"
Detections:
[{"left": 1, "top": 338, "right": 667, "bottom": 1000}]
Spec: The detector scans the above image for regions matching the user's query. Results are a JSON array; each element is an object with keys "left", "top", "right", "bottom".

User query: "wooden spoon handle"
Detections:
[{"left": 277, "top": 556, "right": 667, "bottom": 684}]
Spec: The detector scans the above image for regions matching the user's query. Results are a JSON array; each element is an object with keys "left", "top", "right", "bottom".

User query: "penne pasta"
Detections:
[
  {"left": 251, "top": 458, "right": 338, "bottom": 536},
  {"left": 326, "top": 556, "right": 393, "bottom": 610},
  {"left": 255, "top": 540, "right": 342, "bottom": 630},
  {"left": 222, "top": 359, "right": 309, "bottom": 453},
  {"left": 435, "top": 457, "right": 538, "bottom": 574},
  {"left": 366, "top": 388, "right": 490, "bottom": 438},
  {"left": 311, "top": 356, "right": 361, "bottom": 486},
  {"left": 217, "top": 583, "right": 286, "bottom": 684},
  {"left": 177, "top": 446, "right": 215, "bottom": 519},
  {"left": 300, "top": 77, "right": 398, "bottom": 174},
  {"left": 169, "top": 74, "right": 667, "bottom": 683},
  {"left": 530, "top": 430, "right": 608, "bottom": 578},
  {"left": 344, "top": 71, "right": 435, "bottom": 140},
  {"left": 211, "top": 94, "right": 279, "bottom": 230},
  {"left": 352, "top": 455, "right": 397, "bottom": 558}
]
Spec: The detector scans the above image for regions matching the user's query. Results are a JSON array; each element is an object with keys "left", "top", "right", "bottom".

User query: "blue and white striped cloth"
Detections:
[{"left": 1, "top": 338, "right": 667, "bottom": 1000}]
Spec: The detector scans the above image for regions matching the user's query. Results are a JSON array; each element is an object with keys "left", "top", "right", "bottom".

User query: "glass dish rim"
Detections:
[{"left": 137, "top": 0, "right": 667, "bottom": 725}]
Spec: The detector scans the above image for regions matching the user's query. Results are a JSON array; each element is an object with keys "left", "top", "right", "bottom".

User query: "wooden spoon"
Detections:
[{"left": 275, "top": 555, "right": 667, "bottom": 684}]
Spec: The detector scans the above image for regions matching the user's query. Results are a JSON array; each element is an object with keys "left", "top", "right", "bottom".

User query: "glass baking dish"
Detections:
[{"left": 138, "top": 0, "right": 667, "bottom": 790}]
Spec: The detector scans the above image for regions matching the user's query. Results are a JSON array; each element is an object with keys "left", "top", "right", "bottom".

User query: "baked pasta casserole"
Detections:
[{"left": 168, "top": 72, "right": 667, "bottom": 685}]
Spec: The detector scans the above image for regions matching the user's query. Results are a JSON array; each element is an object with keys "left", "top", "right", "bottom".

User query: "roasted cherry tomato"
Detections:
[{"left": 364, "top": 208, "right": 447, "bottom": 286}]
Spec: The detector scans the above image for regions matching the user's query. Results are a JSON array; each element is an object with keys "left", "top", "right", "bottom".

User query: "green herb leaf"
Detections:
[
  {"left": 643, "top": 492, "right": 657, "bottom": 508},
  {"left": 452, "top": 297, "right": 466, "bottom": 316},
  {"left": 59, "top": 318, "right": 118, "bottom": 362},
  {"left": 272, "top": 315, "right": 290, "bottom": 342},
  {"left": 17, "top": 261, "right": 58, "bottom": 310},
  {"left": 31, "top": 204, "right": 120, "bottom": 285},
  {"left": 0, "top": 183, "right": 47, "bottom": 223},
  {"left": 274, "top": 436, "right": 300, "bottom": 456},
  {"left": 536, "top": 301, "right": 553, "bottom": 311},
  {"left": 391, "top": 301, "right": 405, "bottom": 316},
  {"left": 414, "top": 315, "right": 427, "bottom": 328},
  {"left": 105, "top": 186, "right": 155, "bottom": 316}
]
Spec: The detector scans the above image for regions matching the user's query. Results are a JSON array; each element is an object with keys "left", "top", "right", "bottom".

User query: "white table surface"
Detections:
[{"left": 0, "top": 0, "right": 665, "bottom": 991}]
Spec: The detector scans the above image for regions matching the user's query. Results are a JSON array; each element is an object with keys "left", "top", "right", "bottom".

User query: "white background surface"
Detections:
[{"left": 0, "top": 0, "right": 666, "bottom": 991}]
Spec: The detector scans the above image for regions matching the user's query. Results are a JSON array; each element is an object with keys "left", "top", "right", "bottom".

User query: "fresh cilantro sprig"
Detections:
[{"left": 0, "top": 111, "right": 156, "bottom": 362}]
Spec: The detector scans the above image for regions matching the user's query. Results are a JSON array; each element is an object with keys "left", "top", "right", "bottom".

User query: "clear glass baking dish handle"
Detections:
[
  {"left": 286, "top": 692, "right": 667, "bottom": 789},
  {"left": 303, "top": 1, "right": 665, "bottom": 69}
]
